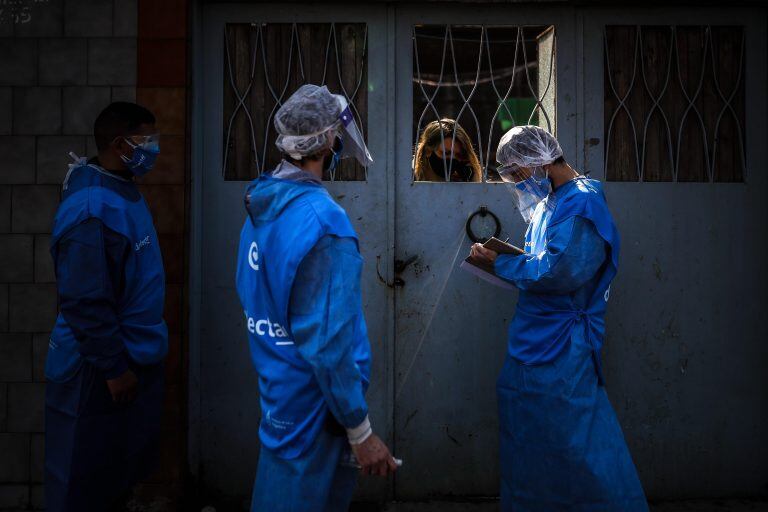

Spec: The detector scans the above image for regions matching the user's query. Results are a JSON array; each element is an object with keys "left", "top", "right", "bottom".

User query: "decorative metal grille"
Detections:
[
  {"left": 412, "top": 25, "right": 556, "bottom": 182},
  {"left": 604, "top": 26, "right": 746, "bottom": 182},
  {"left": 223, "top": 23, "right": 368, "bottom": 181}
]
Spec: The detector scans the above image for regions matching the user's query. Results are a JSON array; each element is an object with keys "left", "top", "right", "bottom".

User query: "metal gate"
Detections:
[
  {"left": 391, "top": 5, "right": 576, "bottom": 499},
  {"left": 190, "top": 2, "right": 768, "bottom": 507},
  {"left": 580, "top": 8, "right": 768, "bottom": 500}
]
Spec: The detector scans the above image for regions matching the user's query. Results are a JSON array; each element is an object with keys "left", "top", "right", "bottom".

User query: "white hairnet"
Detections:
[
  {"left": 274, "top": 84, "right": 373, "bottom": 166},
  {"left": 274, "top": 84, "right": 341, "bottom": 159},
  {"left": 496, "top": 125, "right": 563, "bottom": 171}
]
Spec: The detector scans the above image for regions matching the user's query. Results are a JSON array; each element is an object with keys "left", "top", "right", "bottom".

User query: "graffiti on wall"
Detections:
[{"left": 0, "top": 0, "right": 51, "bottom": 25}]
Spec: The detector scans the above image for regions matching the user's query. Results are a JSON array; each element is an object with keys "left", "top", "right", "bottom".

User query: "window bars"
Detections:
[
  {"left": 412, "top": 25, "right": 556, "bottom": 182},
  {"left": 604, "top": 26, "right": 746, "bottom": 182},
  {"left": 223, "top": 23, "right": 368, "bottom": 181}
]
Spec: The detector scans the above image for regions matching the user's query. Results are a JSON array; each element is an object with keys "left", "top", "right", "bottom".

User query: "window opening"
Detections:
[
  {"left": 223, "top": 23, "right": 368, "bottom": 181},
  {"left": 412, "top": 25, "right": 556, "bottom": 183},
  {"left": 604, "top": 25, "right": 745, "bottom": 182}
]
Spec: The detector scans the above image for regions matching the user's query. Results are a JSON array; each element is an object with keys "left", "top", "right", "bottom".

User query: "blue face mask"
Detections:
[
  {"left": 121, "top": 136, "right": 160, "bottom": 177},
  {"left": 513, "top": 175, "right": 552, "bottom": 223},
  {"left": 324, "top": 137, "right": 343, "bottom": 174}
]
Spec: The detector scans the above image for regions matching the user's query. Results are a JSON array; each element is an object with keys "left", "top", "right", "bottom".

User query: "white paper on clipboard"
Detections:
[{"left": 459, "top": 260, "right": 517, "bottom": 290}]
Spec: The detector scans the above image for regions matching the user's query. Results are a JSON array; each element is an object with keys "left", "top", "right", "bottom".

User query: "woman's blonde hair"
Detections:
[{"left": 414, "top": 119, "right": 483, "bottom": 182}]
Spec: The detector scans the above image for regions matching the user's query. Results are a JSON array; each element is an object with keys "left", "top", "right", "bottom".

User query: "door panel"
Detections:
[
  {"left": 581, "top": 8, "right": 768, "bottom": 499},
  {"left": 193, "top": 2, "right": 768, "bottom": 506},
  {"left": 195, "top": 4, "right": 392, "bottom": 502},
  {"left": 392, "top": 6, "right": 577, "bottom": 498}
]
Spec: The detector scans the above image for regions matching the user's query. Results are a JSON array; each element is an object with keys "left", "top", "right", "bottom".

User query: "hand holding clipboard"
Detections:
[{"left": 460, "top": 237, "right": 524, "bottom": 290}]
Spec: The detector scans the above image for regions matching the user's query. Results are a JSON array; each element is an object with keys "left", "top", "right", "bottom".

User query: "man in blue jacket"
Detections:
[
  {"left": 45, "top": 102, "right": 167, "bottom": 511},
  {"left": 471, "top": 126, "right": 647, "bottom": 511},
  {"left": 236, "top": 84, "right": 397, "bottom": 511}
]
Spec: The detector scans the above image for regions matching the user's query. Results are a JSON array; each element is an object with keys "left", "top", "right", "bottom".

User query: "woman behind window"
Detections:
[{"left": 414, "top": 119, "right": 483, "bottom": 182}]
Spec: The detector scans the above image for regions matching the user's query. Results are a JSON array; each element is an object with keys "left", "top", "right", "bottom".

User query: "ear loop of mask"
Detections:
[
  {"left": 119, "top": 137, "right": 145, "bottom": 165},
  {"left": 108, "top": 135, "right": 135, "bottom": 166},
  {"left": 120, "top": 138, "right": 134, "bottom": 162},
  {"left": 116, "top": 135, "right": 160, "bottom": 161},
  {"left": 326, "top": 136, "right": 343, "bottom": 179}
]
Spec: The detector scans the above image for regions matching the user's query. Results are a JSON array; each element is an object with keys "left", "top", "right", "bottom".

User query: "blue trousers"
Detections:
[
  {"left": 45, "top": 361, "right": 164, "bottom": 512},
  {"left": 497, "top": 330, "right": 648, "bottom": 512},
  {"left": 250, "top": 428, "right": 358, "bottom": 512}
]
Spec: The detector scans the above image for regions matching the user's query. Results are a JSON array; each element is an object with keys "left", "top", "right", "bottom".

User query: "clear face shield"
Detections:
[
  {"left": 114, "top": 133, "right": 161, "bottom": 177},
  {"left": 498, "top": 163, "right": 552, "bottom": 224},
  {"left": 332, "top": 95, "right": 373, "bottom": 167},
  {"left": 125, "top": 133, "right": 160, "bottom": 152}
]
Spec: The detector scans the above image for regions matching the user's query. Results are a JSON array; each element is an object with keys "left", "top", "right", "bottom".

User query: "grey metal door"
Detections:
[
  {"left": 191, "top": 2, "right": 579, "bottom": 504},
  {"left": 191, "top": 3, "right": 393, "bottom": 503},
  {"left": 391, "top": 5, "right": 577, "bottom": 499},
  {"left": 580, "top": 8, "right": 768, "bottom": 500},
  {"left": 190, "top": 2, "right": 768, "bottom": 506}
]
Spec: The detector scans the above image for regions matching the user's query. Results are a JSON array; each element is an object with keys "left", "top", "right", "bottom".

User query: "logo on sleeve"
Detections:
[
  {"left": 135, "top": 235, "right": 151, "bottom": 252},
  {"left": 604, "top": 286, "right": 611, "bottom": 302},
  {"left": 248, "top": 242, "right": 259, "bottom": 271}
]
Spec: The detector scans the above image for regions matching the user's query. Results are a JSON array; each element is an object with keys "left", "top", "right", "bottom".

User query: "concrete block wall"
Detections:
[
  {"left": 0, "top": 1, "right": 136, "bottom": 508},
  {"left": 0, "top": 1, "right": 189, "bottom": 509},
  {"left": 132, "top": 0, "right": 189, "bottom": 506},
  {"left": 0, "top": 0, "right": 189, "bottom": 510}
]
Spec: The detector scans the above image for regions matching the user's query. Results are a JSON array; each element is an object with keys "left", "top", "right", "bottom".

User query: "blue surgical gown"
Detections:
[
  {"left": 53, "top": 218, "right": 130, "bottom": 378},
  {"left": 492, "top": 182, "right": 648, "bottom": 511},
  {"left": 496, "top": 215, "right": 607, "bottom": 297},
  {"left": 46, "top": 163, "right": 165, "bottom": 512},
  {"left": 250, "top": 234, "right": 363, "bottom": 512},
  {"left": 251, "top": 162, "right": 368, "bottom": 512},
  {"left": 291, "top": 234, "right": 369, "bottom": 429}
]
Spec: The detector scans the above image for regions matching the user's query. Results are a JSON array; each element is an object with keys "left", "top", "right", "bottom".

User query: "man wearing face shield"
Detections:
[
  {"left": 470, "top": 126, "right": 648, "bottom": 511},
  {"left": 45, "top": 102, "right": 167, "bottom": 511},
  {"left": 235, "top": 84, "right": 397, "bottom": 512}
]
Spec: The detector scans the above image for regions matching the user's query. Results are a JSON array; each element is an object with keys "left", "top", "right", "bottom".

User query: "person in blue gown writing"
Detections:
[
  {"left": 470, "top": 125, "right": 648, "bottom": 511},
  {"left": 236, "top": 84, "right": 397, "bottom": 512},
  {"left": 46, "top": 102, "right": 167, "bottom": 511}
]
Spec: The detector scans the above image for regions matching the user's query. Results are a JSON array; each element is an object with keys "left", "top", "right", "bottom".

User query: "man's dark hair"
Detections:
[
  {"left": 94, "top": 102, "right": 156, "bottom": 151},
  {"left": 552, "top": 155, "right": 566, "bottom": 166}
]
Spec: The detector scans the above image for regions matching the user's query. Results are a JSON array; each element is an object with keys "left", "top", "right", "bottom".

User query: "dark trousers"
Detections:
[{"left": 45, "top": 361, "right": 164, "bottom": 512}]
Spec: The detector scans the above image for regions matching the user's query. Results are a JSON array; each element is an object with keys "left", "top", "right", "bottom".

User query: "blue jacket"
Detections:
[
  {"left": 495, "top": 178, "right": 620, "bottom": 383},
  {"left": 236, "top": 174, "right": 371, "bottom": 459},
  {"left": 47, "top": 163, "right": 168, "bottom": 382}
]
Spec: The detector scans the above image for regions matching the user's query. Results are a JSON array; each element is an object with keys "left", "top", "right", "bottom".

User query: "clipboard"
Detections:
[
  {"left": 482, "top": 237, "right": 524, "bottom": 256},
  {"left": 459, "top": 237, "right": 524, "bottom": 290}
]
